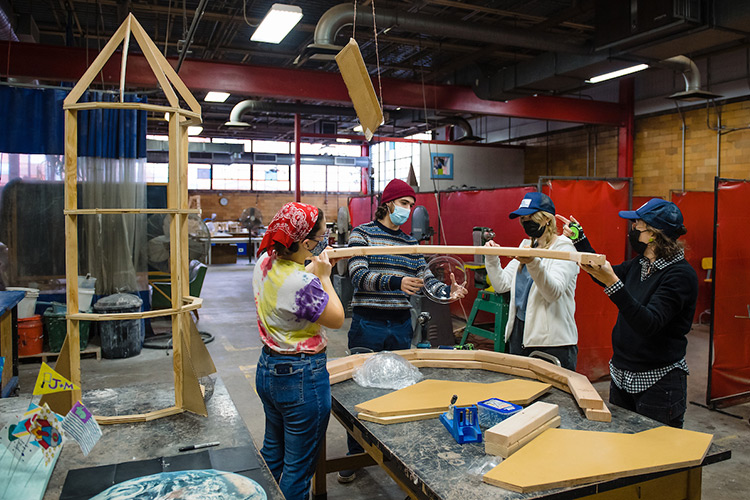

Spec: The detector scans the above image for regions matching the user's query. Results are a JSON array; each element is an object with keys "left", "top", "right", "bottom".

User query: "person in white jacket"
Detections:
[{"left": 484, "top": 192, "right": 579, "bottom": 370}]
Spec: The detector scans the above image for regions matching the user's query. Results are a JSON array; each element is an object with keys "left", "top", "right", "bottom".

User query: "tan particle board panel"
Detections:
[
  {"left": 358, "top": 410, "right": 444, "bottom": 424},
  {"left": 485, "top": 415, "right": 562, "bottom": 458},
  {"left": 335, "top": 38, "right": 383, "bottom": 141},
  {"left": 483, "top": 427, "right": 713, "bottom": 493},
  {"left": 354, "top": 378, "right": 551, "bottom": 417}
]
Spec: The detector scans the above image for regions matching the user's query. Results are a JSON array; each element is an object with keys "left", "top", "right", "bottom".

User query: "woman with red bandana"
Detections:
[{"left": 253, "top": 202, "right": 344, "bottom": 500}]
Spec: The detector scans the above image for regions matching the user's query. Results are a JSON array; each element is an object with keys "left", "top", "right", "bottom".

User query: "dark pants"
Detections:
[
  {"left": 609, "top": 368, "right": 687, "bottom": 428},
  {"left": 507, "top": 317, "right": 578, "bottom": 371},
  {"left": 346, "top": 312, "right": 413, "bottom": 456}
]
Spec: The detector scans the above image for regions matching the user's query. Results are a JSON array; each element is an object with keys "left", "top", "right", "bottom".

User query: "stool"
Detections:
[{"left": 460, "top": 291, "right": 509, "bottom": 352}]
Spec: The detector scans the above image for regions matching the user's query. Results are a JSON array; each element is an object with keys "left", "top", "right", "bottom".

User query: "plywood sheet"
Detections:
[
  {"left": 358, "top": 410, "right": 444, "bottom": 424},
  {"left": 354, "top": 379, "right": 550, "bottom": 417},
  {"left": 335, "top": 38, "right": 383, "bottom": 141},
  {"left": 483, "top": 426, "right": 713, "bottom": 492}
]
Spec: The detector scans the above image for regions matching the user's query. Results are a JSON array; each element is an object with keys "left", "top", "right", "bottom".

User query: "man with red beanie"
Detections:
[{"left": 337, "top": 179, "right": 467, "bottom": 483}]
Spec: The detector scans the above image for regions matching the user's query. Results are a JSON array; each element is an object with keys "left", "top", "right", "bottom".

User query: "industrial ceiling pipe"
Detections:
[
  {"left": 314, "top": 3, "right": 588, "bottom": 54},
  {"left": 225, "top": 99, "right": 359, "bottom": 126}
]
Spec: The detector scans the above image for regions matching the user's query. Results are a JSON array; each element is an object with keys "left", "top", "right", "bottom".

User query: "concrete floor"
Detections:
[{"left": 17, "top": 261, "right": 750, "bottom": 499}]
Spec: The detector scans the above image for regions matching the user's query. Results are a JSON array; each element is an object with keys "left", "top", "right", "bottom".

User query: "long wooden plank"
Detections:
[
  {"left": 64, "top": 208, "right": 201, "bottom": 215},
  {"left": 355, "top": 379, "right": 550, "bottom": 417},
  {"left": 326, "top": 245, "right": 606, "bottom": 265},
  {"left": 483, "top": 427, "right": 713, "bottom": 493},
  {"left": 63, "top": 102, "right": 201, "bottom": 120},
  {"left": 485, "top": 401, "right": 559, "bottom": 447},
  {"left": 68, "top": 297, "right": 202, "bottom": 321},
  {"left": 128, "top": 14, "right": 179, "bottom": 107},
  {"left": 485, "top": 415, "right": 562, "bottom": 458},
  {"left": 94, "top": 406, "right": 184, "bottom": 425}
]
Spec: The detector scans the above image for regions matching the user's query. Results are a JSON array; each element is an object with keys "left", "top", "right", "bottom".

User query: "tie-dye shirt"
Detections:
[{"left": 253, "top": 251, "right": 329, "bottom": 353}]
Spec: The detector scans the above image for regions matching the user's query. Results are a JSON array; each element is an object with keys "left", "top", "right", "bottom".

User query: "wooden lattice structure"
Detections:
[{"left": 41, "top": 14, "right": 216, "bottom": 424}]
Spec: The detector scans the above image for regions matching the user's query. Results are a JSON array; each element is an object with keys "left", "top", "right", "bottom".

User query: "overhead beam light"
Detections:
[
  {"left": 251, "top": 4, "right": 303, "bottom": 44},
  {"left": 586, "top": 64, "right": 649, "bottom": 84},
  {"left": 204, "top": 91, "right": 230, "bottom": 103},
  {"left": 187, "top": 126, "right": 203, "bottom": 136},
  {"left": 352, "top": 124, "right": 363, "bottom": 133}
]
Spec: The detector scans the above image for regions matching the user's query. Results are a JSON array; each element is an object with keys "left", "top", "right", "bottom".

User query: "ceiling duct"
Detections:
[
  {"left": 661, "top": 55, "right": 722, "bottom": 101},
  {"left": 299, "top": 2, "right": 589, "bottom": 64},
  {"left": 225, "top": 100, "right": 359, "bottom": 127}
]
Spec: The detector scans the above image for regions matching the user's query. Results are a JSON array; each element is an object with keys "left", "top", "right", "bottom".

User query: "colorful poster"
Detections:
[
  {"left": 33, "top": 362, "right": 79, "bottom": 395},
  {"left": 1, "top": 422, "right": 39, "bottom": 464},
  {"left": 62, "top": 401, "right": 102, "bottom": 456}
]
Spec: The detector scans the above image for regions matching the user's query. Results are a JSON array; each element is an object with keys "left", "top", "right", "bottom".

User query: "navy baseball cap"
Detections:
[
  {"left": 509, "top": 192, "right": 556, "bottom": 219},
  {"left": 619, "top": 198, "right": 685, "bottom": 239}
]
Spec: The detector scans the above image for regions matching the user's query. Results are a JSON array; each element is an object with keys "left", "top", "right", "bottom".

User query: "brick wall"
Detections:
[
  {"left": 190, "top": 191, "right": 351, "bottom": 223},
  {"left": 517, "top": 99, "right": 750, "bottom": 197}
]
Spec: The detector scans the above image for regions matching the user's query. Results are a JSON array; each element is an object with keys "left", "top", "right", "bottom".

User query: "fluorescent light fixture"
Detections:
[
  {"left": 187, "top": 126, "right": 203, "bottom": 136},
  {"left": 251, "top": 4, "right": 303, "bottom": 44},
  {"left": 353, "top": 125, "right": 363, "bottom": 133},
  {"left": 336, "top": 138, "right": 351, "bottom": 143},
  {"left": 204, "top": 91, "right": 230, "bottom": 103},
  {"left": 586, "top": 64, "right": 649, "bottom": 84},
  {"left": 164, "top": 112, "right": 170, "bottom": 121}
]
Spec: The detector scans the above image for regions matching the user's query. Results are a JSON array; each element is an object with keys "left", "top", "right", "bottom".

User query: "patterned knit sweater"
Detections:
[{"left": 348, "top": 221, "right": 447, "bottom": 312}]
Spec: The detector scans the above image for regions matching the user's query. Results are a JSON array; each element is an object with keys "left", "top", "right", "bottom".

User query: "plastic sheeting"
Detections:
[
  {"left": 542, "top": 179, "right": 630, "bottom": 380},
  {"left": 671, "top": 192, "right": 714, "bottom": 323},
  {"left": 708, "top": 179, "right": 750, "bottom": 405}
]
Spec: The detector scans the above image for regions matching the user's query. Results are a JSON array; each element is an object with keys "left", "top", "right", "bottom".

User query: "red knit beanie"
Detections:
[{"left": 381, "top": 179, "right": 416, "bottom": 204}]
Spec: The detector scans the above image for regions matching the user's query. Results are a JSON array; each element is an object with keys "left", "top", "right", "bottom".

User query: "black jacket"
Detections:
[{"left": 576, "top": 239, "right": 698, "bottom": 371}]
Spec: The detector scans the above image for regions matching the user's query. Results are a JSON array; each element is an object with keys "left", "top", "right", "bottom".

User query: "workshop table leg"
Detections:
[{"left": 312, "top": 437, "right": 327, "bottom": 500}]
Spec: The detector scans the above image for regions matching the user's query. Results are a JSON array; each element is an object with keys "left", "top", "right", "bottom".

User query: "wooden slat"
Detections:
[
  {"left": 485, "top": 402, "right": 559, "bottom": 448},
  {"left": 485, "top": 415, "right": 562, "bottom": 458},
  {"left": 64, "top": 208, "right": 201, "bottom": 215},
  {"left": 119, "top": 16, "right": 132, "bottom": 102},
  {"left": 94, "top": 405, "right": 184, "bottom": 425},
  {"left": 68, "top": 296, "right": 202, "bottom": 321},
  {"left": 63, "top": 101, "right": 201, "bottom": 120},
  {"left": 128, "top": 14, "right": 179, "bottom": 107},
  {"left": 64, "top": 21, "right": 129, "bottom": 105},
  {"left": 325, "top": 245, "right": 606, "bottom": 265},
  {"left": 584, "top": 406, "right": 612, "bottom": 422},
  {"left": 358, "top": 410, "right": 444, "bottom": 424}
]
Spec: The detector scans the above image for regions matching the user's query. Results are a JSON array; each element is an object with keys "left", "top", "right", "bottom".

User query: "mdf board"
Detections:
[
  {"left": 483, "top": 427, "right": 713, "bottom": 493},
  {"left": 335, "top": 38, "right": 384, "bottom": 141},
  {"left": 354, "top": 378, "right": 551, "bottom": 417},
  {"left": 358, "top": 410, "right": 444, "bottom": 424}
]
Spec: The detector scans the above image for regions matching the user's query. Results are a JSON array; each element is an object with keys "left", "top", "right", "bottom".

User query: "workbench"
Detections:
[
  {"left": 0, "top": 290, "right": 25, "bottom": 398},
  {"left": 208, "top": 236, "right": 263, "bottom": 264},
  {"left": 319, "top": 367, "right": 730, "bottom": 500},
  {"left": 0, "top": 376, "right": 283, "bottom": 499}
]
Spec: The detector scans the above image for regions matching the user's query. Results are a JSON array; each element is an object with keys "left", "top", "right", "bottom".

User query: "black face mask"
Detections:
[
  {"left": 628, "top": 228, "right": 648, "bottom": 255},
  {"left": 522, "top": 220, "right": 546, "bottom": 239}
]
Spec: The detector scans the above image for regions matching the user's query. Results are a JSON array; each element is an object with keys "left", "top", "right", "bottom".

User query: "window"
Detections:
[
  {"left": 300, "top": 165, "right": 327, "bottom": 192},
  {"left": 145, "top": 162, "right": 169, "bottom": 183},
  {"left": 252, "top": 140, "right": 290, "bottom": 154},
  {"left": 188, "top": 163, "right": 212, "bottom": 190},
  {"left": 212, "top": 164, "right": 251, "bottom": 190},
  {"left": 253, "top": 164, "right": 290, "bottom": 191},
  {"left": 371, "top": 140, "right": 421, "bottom": 193},
  {"left": 327, "top": 165, "right": 361, "bottom": 193},
  {"left": 0, "top": 153, "right": 63, "bottom": 186}
]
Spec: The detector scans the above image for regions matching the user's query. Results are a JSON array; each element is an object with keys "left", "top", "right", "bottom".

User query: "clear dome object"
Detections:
[{"left": 423, "top": 255, "right": 467, "bottom": 304}]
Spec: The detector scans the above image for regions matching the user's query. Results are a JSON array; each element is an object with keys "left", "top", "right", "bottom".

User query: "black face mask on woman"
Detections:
[
  {"left": 522, "top": 220, "right": 546, "bottom": 239},
  {"left": 628, "top": 228, "right": 648, "bottom": 255}
]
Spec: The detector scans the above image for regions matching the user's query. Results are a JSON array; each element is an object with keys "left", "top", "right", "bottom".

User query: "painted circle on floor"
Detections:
[{"left": 90, "top": 469, "right": 267, "bottom": 500}]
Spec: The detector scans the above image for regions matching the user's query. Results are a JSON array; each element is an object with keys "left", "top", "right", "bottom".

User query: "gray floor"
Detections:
[{"left": 16, "top": 261, "right": 750, "bottom": 499}]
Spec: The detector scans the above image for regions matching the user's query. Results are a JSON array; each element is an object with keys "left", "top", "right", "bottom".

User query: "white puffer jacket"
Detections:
[{"left": 485, "top": 236, "right": 579, "bottom": 347}]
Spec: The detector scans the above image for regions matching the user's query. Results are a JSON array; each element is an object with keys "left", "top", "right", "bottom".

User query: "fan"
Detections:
[
  {"left": 147, "top": 213, "right": 211, "bottom": 273},
  {"left": 239, "top": 207, "right": 264, "bottom": 236}
]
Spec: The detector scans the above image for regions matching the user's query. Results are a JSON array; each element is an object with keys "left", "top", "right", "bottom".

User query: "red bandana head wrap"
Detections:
[{"left": 258, "top": 202, "right": 319, "bottom": 257}]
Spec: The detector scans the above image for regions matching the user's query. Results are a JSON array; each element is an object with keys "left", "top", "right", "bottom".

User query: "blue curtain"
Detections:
[{"left": 0, "top": 86, "right": 147, "bottom": 158}]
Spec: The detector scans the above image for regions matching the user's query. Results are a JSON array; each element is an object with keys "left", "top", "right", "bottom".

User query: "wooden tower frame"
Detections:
[{"left": 42, "top": 14, "right": 216, "bottom": 424}]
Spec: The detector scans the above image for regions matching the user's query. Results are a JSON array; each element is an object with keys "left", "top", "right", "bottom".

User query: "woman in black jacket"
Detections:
[{"left": 558, "top": 199, "right": 697, "bottom": 428}]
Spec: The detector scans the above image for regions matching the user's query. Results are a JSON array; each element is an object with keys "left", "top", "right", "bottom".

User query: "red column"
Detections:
[
  {"left": 361, "top": 142, "right": 370, "bottom": 195},
  {"left": 294, "top": 113, "right": 301, "bottom": 202},
  {"left": 618, "top": 77, "right": 635, "bottom": 178}
]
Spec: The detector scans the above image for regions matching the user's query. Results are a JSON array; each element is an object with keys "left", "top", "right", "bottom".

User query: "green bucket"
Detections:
[{"left": 43, "top": 305, "right": 91, "bottom": 353}]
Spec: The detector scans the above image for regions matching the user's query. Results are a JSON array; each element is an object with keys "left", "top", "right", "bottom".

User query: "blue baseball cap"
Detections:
[
  {"left": 619, "top": 198, "right": 685, "bottom": 239},
  {"left": 509, "top": 192, "right": 556, "bottom": 219}
]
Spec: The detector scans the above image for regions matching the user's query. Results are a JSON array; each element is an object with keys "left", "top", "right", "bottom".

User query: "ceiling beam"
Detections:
[{"left": 0, "top": 40, "right": 625, "bottom": 126}]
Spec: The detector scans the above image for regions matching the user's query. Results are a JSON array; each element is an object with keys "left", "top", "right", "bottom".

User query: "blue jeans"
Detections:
[
  {"left": 346, "top": 313, "right": 413, "bottom": 455},
  {"left": 609, "top": 368, "right": 687, "bottom": 428},
  {"left": 255, "top": 350, "right": 331, "bottom": 500}
]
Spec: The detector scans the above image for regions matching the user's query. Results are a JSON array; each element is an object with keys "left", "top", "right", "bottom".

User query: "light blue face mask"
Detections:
[{"left": 389, "top": 204, "right": 411, "bottom": 226}]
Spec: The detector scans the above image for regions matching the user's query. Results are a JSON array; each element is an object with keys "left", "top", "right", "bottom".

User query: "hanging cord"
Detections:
[
  {"left": 164, "top": 0, "right": 172, "bottom": 57},
  {"left": 352, "top": 0, "right": 357, "bottom": 40},
  {"left": 243, "top": 0, "right": 258, "bottom": 27},
  {"left": 371, "top": 0, "right": 383, "bottom": 110}
]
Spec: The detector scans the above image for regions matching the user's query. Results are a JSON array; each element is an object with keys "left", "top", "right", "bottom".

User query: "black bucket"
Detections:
[{"left": 93, "top": 293, "right": 144, "bottom": 359}]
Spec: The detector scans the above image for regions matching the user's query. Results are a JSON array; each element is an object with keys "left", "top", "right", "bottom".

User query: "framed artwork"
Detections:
[{"left": 430, "top": 153, "right": 454, "bottom": 179}]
